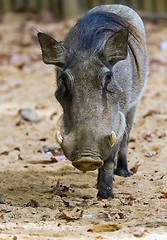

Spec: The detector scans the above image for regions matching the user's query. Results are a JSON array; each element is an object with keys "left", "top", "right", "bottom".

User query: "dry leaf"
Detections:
[
  {"left": 158, "top": 133, "right": 166, "bottom": 139},
  {"left": 143, "top": 109, "right": 161, "bottom": 118},
  {"left": 50, "top": 111, "right": 57, "bottom": 120},
  {"left": 44, "top": 181, "right": 74, "bottom": 197},
  {"left": 97, "top": 211, "right": 116, "bottom": 221},
  {"left": 44, "top": 184, "right": 58, "bottom": 193},
  {"left": 0, "top": 151, "right": 9, "bottom": 156},
  {"left": 0, "top": 52, "right": 8, "bottom": 64},
  {"left": 159, "top": 192, "right": 167, "bottom": 199},
  {"left": 40, "top": 147, "right": 66, "bottom": 163},
  {"left": 59, "top": 182, "right": 74, "bottom": 193},
  {"left": 10, "top": 53, "right": 31, "bottom": 69},
  {"left": 14, "top": 147, "right": 21, "bottom": 151},
  {"left": 158, "top": 175, "right": 164, "bottom": 180},
  {"left": 133, "top": 227, "right": 148, "bottom": 238},
  {"left": 18, "top": 153, "right": 23, "bottom": 160},
  {"left": 142, "top": 132, "right": 153, "bottom": 142},
  {"left": 130, "top": 161, "right": 141, "bottom": 174},
  {"left": 45, "top": 183, "right": 66, "bottom": 197},
  {"left": 42, "top": 145, "right": 56, "bottom": 152},
  {"left": 107, "top": 196, "right": 113, "bottom": 201},
  {"left": 118, "top": 212, "right": 125, "bottom": 219},
  {"left": 63, "top": 200, "right": 78, "bottom": 208},
  {"left": 39, "top": 138, "right": 47, "bottom": 142},
  {"left": 50, "top": 151, "right": 66, "bottom": 162},
  {"left": 144, "top": 151, "right": 157, "bottom": 158},
  {"left": 122, "top": 196, "right": 136, "bottom": 206},
  {"left": 58, "top": 209, "right": 83, "bottom": 220},
  {"left": 24, "top": 199, "right": 39, "bottom": 208},
  {"left": 129, "top": 136, "right": 136, "bottom": 142},
  {"left": 150, "top": 54, "right": 167, "bottom": 65}
]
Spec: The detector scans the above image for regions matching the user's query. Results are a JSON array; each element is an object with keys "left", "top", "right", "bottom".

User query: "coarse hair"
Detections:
[{"left": 69, "top": 11, "right": 144, "bottom": 83}]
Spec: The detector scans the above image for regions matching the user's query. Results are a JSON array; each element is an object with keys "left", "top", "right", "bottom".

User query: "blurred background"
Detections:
[{"left": 0, "top": 0, "right": 167, "bottom": 19}]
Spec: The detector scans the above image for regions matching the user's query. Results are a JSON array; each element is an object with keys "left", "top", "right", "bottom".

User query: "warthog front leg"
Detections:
[
  {"left": 115, "top": 106, "right": 136, "bottom": 177},
  {"left": 97, "top": 144, "right": 118, "bottom": 199}
]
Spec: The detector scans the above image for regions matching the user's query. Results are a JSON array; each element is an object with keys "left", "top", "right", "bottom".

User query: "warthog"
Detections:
[{"left": 38, "top": 4, "right": 148, "bottom": 199}]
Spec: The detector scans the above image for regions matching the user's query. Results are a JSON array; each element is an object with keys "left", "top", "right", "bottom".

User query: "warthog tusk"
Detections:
[
  {"left": 110, "top": 131, "right": 116, "bottom": 145},
  {"left": 55, "top": 131, "right": 63, "bottom": 145}
]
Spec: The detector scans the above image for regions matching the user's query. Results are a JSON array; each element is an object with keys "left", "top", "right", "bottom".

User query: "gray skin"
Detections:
[{"left": 38, "top": 4, "right": 148, "bottom": 199}]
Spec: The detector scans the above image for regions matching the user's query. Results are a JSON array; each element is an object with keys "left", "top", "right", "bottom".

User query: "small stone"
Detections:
[
  {"left": 42, "top": 145, "right": 56, "bottom": 153},
  {"left": 144, "top": 151, "right": 157, "bottom": 157},
  {"left": 160, "top": 40, "right": 167, "bottom": 51},
  {"left": 18, "top": 108, "right": 42, "bottom": 123}
]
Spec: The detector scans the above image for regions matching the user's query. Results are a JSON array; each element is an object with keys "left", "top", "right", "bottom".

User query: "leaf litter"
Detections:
[
  {"left": 40, "top": 146, "right": 66, "bottom": 163},
  {"left": 120, "top": 196, "right": 136, "bottom": 206},
  {"left": 57, "top": 209, "right": 83, "bottom": 221},
  {"left": 158, "top": 192, "right": 167, "bottom": 199},
  {"left": 44, "top": 180, "right": 74, "bottom": 197},
  {"left": 130, "top": 161, "right": 141, "bottom": 174},
  {"left": 133, "top": 227, "right": 148, "bottom": 238}
]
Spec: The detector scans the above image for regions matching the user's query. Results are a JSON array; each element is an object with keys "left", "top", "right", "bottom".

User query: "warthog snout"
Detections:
[
  {"left": 72, "top": 157, "right": 103, "bottom": 171},
  {"left": 55, "top": 130, "right": 117, "bottom": 171}
]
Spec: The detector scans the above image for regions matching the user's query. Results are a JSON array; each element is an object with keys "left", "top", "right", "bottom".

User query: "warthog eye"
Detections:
[
  {"left": 59, "top": 73, "right": 68, "bottom": 87},
  {"left": 105, "top": 72, "right": 113, "bottom": 85},
  {"left": 102, "top": 72, "right": 115, "bottom": 97},
  {"left": 57, "top": 72, "right": 72, "bottom": 102}
]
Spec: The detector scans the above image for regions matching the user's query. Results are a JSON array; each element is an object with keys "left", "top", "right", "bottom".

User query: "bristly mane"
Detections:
[{"left": 75, "top": 11, "right": 144, "bottom": 83}]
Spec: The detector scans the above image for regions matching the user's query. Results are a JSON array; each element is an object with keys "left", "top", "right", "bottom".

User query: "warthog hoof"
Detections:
[{"left": 115, "top": 167, "right": 131, "bottom": 177}]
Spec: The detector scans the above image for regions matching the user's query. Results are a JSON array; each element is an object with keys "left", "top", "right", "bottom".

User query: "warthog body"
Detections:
[{"left": 38, "top": 4, "right": 148, "bottom": 198}]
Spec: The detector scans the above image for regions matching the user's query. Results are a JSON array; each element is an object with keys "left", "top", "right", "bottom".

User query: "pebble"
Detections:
[
  {"left": 18, "top": 108, "right": 42, "bottom": 123},
  {"left": 160, "top": 40, "right": 167, "bottom": 51}
]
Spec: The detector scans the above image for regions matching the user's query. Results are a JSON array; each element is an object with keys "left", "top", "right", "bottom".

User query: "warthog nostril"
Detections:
[
  {"left": 72, "top": 157, "right": 103, "bottom": 171},
  {"left": 94, "top": 163, "right": 100, "bottom": 167}
]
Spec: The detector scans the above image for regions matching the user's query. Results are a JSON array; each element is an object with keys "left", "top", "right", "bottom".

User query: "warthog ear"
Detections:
[
  {"left": 103, "top": 29, "right": 129, "bottom": 65},
  {"left": 38, "top": 32, "right": 66, "bottom": 68}
]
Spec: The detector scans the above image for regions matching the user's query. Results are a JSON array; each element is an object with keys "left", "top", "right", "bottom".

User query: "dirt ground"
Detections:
[{"left": 0, "top": 11, "right": 167, "bottom": 240}]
